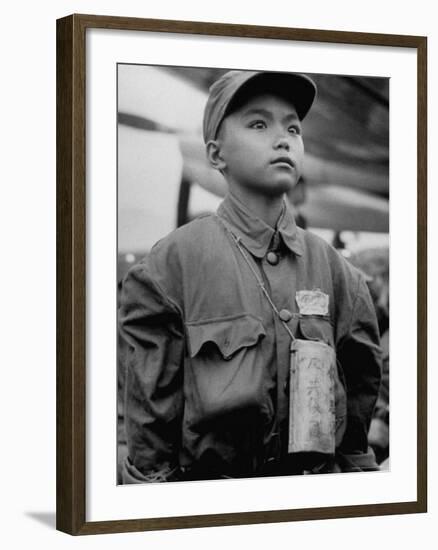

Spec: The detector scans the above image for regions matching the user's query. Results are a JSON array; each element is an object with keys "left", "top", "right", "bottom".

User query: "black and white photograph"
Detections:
[
  {"left": 1, "top": 0, "right": 433, "bottom": 544},
  {"left": 117, "top": 64, "right": 390, "bottom": 485}
]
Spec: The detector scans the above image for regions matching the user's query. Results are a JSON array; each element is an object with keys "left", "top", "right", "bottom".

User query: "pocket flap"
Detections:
[{"left": 186, "top": 315, "right": 266, "bottom": 359}]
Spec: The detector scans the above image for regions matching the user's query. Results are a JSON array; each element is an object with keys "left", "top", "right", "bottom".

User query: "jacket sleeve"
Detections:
[
  {"left": 336, "top": 275, "right": 382, "bottom": 470},
  {"left": 118, "top": 258, "right": 185, "bottom": 483}
]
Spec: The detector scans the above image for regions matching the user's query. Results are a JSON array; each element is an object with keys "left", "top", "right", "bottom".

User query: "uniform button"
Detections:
[
  {"left": 266, "top": 251, "right": 279, "bottom": 265},
  {"left": 279, "top": 309, "right": 292, "bottom": 322}
]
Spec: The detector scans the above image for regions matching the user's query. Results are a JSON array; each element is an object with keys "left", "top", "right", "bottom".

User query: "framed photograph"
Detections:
[{"left": 56, "top": 14, "right": 427, "bottom": 535}]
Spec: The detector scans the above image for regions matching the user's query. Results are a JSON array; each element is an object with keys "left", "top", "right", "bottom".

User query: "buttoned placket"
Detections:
[
  {"left": 217, "top": 194, "right": 303, "bottom": 468},
  {"left": 257, "top": 231, "right": 299, "bottom": 464}
]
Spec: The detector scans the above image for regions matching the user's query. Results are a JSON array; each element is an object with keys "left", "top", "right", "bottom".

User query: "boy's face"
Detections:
[{"left": 212, "top": 92, "right": 305, "bottom": 197}]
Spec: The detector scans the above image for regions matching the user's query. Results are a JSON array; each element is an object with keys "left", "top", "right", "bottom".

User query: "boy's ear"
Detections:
[{"left": 206, "top": 140, "right": 226, "bottom": 171}]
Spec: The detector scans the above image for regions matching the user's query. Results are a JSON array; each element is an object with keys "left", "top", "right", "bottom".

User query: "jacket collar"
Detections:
[{"left": 217, "top": 192, "right": 303, "bottom": 258}]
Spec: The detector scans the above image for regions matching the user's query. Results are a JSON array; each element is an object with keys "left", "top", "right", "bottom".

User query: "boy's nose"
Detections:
[{"left": 274, "top": 136, "right": 290, "bottom": 151}]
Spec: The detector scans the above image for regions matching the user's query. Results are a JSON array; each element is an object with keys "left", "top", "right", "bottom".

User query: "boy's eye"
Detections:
[
  {"left": 288, "top": 125, "right": 301, "bottom": 135},
  {"left": 249, "top": 120, "right": 267, "bottom": 129}
]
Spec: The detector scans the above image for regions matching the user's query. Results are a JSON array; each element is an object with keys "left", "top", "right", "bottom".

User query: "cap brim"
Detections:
[{"left": 226, "top": 71, "right": 317, "bottom": 122}]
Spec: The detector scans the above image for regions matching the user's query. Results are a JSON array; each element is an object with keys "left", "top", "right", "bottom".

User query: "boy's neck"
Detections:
[{"left": 229, "top": 188, "right": 284, "bottom": 229}]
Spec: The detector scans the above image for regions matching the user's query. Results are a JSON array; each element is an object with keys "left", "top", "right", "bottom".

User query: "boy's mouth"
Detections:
[{"left": 270, "top": 156, "right": 296, "bottom": 169}]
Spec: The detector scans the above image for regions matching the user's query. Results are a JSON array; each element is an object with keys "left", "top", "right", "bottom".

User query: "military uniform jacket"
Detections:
[{"left": 119, "top": 193, "right": 382, "bottom": 482}]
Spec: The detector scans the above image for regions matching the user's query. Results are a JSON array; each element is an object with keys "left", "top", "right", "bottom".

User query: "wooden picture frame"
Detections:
[{"left": 56, "top": 13, "right": 427, "bottom": 535}]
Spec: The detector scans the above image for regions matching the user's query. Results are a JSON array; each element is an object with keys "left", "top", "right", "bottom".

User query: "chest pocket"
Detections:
[
  {"left": 298, "top": 315, "right": 335, "bottom": 348},
  {"left": 185, "top": 315, "right": 268, "bottom": 425},
  {"left": 187, "top": 314, "right": 265, "bottom": 360}
]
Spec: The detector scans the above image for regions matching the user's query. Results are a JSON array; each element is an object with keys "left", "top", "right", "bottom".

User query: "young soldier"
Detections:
[{"left": 119, "top": 70, "right": 382, "bottom": 483}]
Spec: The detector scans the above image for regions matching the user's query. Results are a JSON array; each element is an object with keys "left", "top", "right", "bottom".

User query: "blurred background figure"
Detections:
[
  {"left": 349, "top": 248, "right": 390, "bottom": 466},
  {"left": 116, "top": 65, "right": 390, "bottom": 481}
]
